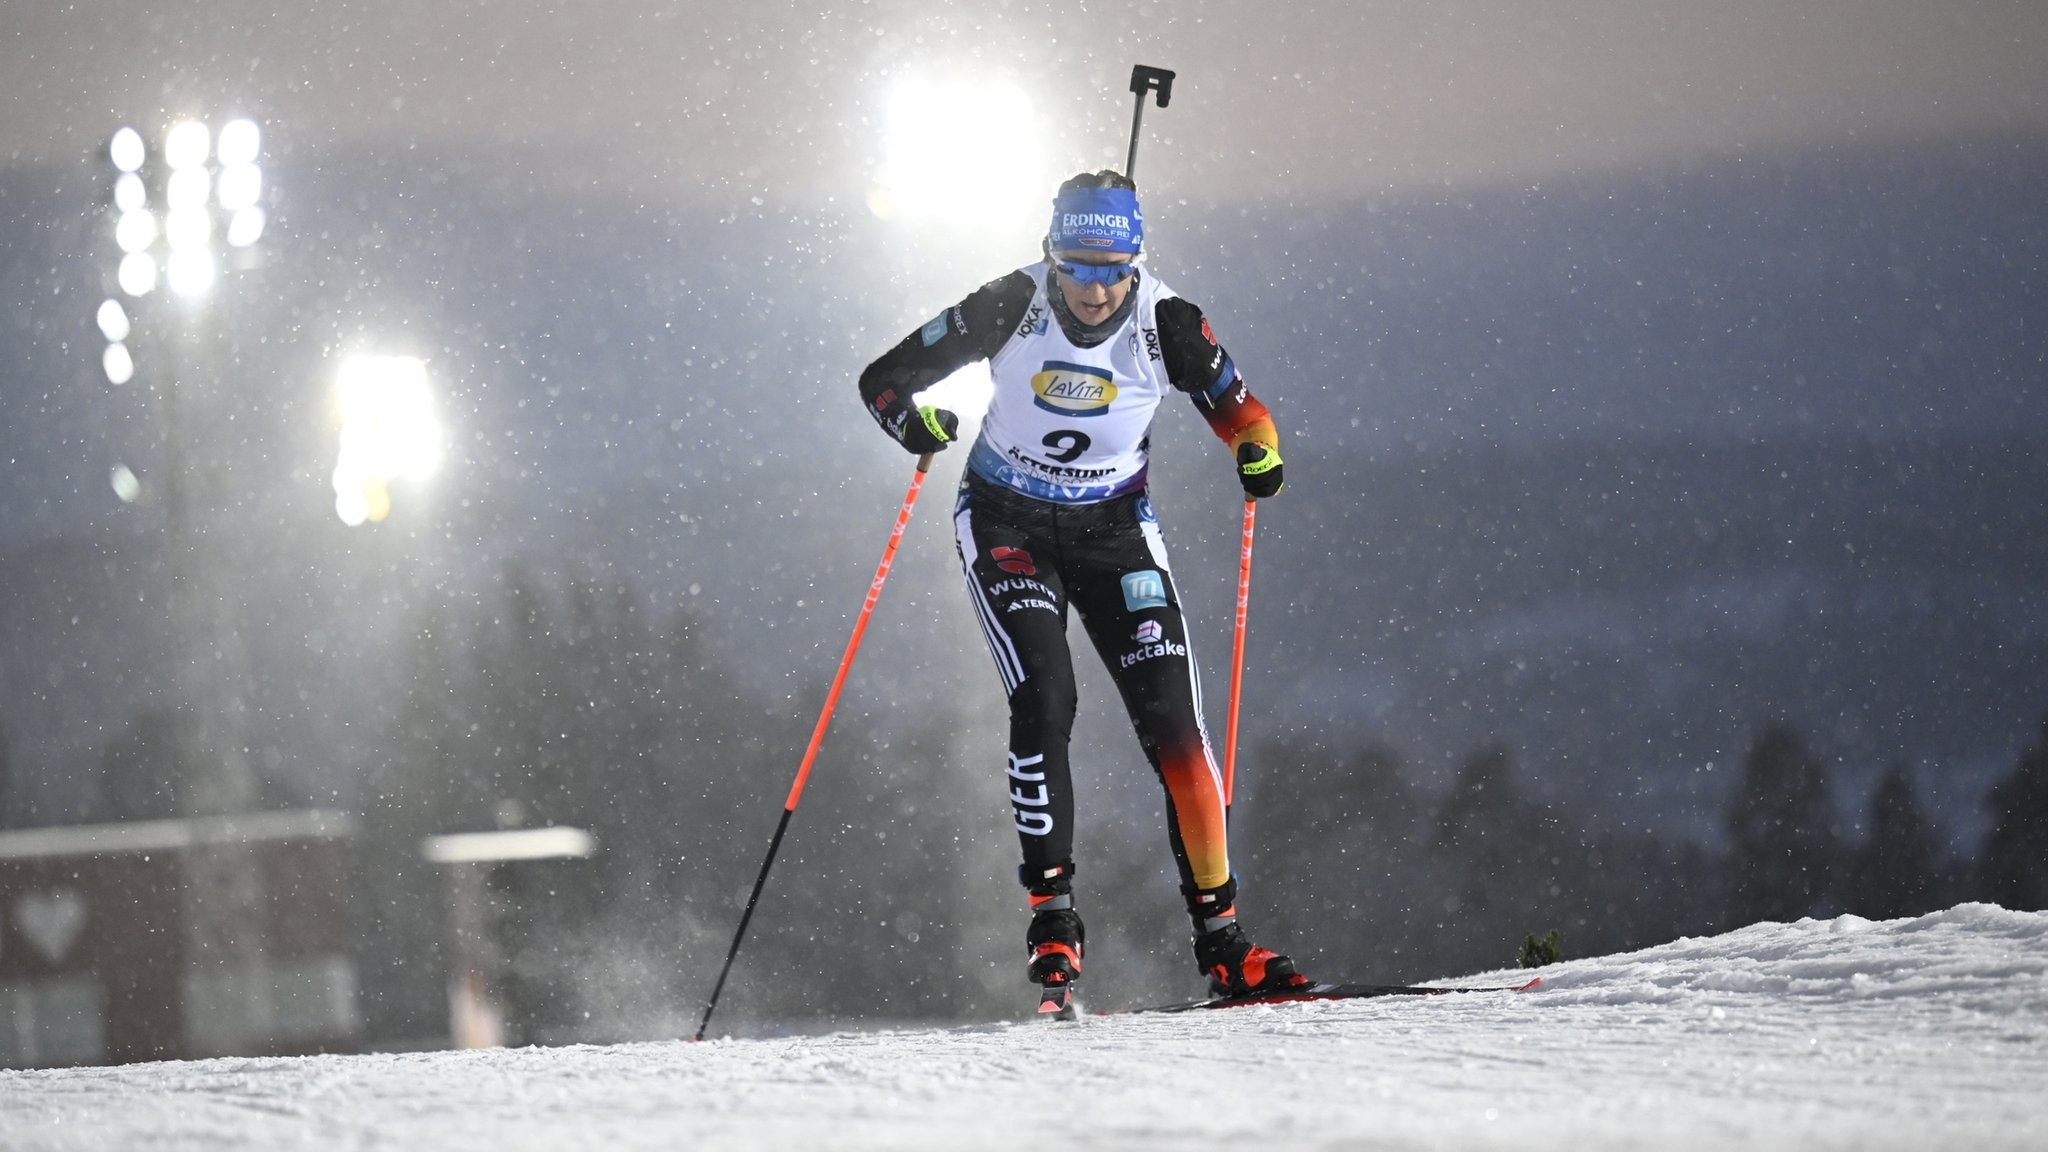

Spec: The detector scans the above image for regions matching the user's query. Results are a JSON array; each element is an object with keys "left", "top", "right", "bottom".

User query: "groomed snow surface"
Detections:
[{"left": 4, "top": 903, "right": 2044, "bottom": 1151}]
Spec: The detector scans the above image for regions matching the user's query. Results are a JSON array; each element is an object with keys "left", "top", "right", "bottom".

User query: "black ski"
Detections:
[{"left": 1124, "top": 977, "right": 1542, "bottom": 1015}]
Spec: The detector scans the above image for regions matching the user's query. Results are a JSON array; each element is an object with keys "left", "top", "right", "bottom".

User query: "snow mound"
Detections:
[{"left": 3, "top": 904, "right": 2043, "bottom": 1151}]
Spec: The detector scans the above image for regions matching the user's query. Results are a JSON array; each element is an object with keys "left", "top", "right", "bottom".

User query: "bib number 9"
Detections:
[{"left": 1042, "top": 430, "right": 1092, "bottom": 464}]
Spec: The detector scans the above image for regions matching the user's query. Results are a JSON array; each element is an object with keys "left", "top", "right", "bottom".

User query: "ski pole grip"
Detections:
[{"left": 917, "top": 452, "right": 934, "bottom": 474}]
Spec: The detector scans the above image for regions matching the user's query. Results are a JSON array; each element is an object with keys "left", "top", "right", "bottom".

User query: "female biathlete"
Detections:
[{"left": 858, "top": 170, "right": 1305, "bottom": 1007}]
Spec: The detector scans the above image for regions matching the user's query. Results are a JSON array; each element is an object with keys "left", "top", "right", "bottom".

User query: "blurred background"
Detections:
[{"left": 1, "top": 0, "right": 2045, "bottom": 1064}]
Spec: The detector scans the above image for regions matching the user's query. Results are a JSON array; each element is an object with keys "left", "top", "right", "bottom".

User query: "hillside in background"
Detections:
[{"left": 2, "top": 133, "right": 2045, "bottom": 1032}]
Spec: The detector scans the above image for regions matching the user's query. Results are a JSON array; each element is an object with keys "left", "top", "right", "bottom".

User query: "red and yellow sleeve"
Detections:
[{"left": 1196, "top": 376, "right": 1279, "bottom": 458}]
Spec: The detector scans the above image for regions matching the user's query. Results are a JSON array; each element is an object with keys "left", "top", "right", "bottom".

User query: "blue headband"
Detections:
[{"left": 1048, "top": 186, "right": 1143, "bottom": 254}]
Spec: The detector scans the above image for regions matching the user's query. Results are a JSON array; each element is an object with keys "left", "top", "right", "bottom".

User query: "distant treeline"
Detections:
[
  {"left": 10, "top": 567, "right": 2046, "bottom": 1041},
  {"left": 1237, "top": 720, "right": 2048, "bottom": 984}
]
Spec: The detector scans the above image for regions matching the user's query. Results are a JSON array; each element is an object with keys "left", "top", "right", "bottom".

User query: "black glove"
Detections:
[
  {"left": 893, "top": 403, "right": 958, "bottom": 454},
  {"left": 1237, "top": 441, "right": 1284, "bottom": 498}
]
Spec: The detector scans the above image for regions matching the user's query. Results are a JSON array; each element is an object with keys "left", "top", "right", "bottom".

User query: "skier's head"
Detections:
[
  {"left": 1047, "top": 169, "right": 1143, "bottom": 259},
  {"left": 1046, "top": 170, "right": 1141, "bottom": 326}
]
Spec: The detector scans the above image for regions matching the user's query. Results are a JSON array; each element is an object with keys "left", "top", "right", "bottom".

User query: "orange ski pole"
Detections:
[
  {"left": 1223, "top": 497, "right": 1256, "bottom": 808},
  {"left": 695, "top": 452, "right": 933, "bottom": 1040}
]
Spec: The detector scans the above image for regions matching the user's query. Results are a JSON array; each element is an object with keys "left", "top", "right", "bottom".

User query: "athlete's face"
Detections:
[{"left": 1052, "top": 251, "right": 1137, "bottom": 326}]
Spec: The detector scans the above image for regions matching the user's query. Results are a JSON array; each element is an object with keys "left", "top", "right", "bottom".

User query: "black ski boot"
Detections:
[
  {"left": 1192, "top": 921, "right": 1309, "bottom": 998},
  {"left": 1185, "top": 876, "right": 1309, "bottom": 999},
  {"left": 1023, "top": 862, "right": 1083, "bottom": 1017}
]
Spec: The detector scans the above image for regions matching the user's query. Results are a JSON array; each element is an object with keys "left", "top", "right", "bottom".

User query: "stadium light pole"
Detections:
[
  {"left": 102, "top": 115, "right": 276, "bottom": 1055},
  {"left": 103, "top": 115, "right": 269, "bottom": 816}
]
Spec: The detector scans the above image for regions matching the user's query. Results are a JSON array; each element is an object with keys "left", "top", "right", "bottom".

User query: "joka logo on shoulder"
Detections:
[
  {"left": 1031, "top": 361, "right": 1117, "bottom": 417},
  {"left": 1121, "top": 570, "right": 1167, "bottom": 611}
]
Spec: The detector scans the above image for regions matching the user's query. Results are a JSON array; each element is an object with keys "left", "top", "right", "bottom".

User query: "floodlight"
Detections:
[
  {"left": 110, "top": 127, "right": 146, "bottom": 173},
  {"left": 115, "top": 209, "right": 158, "bottom": 255},
  {"left": 331, "top": 354, "right": 442, "bottom": 523},
  {"left": 334, "top": 485, "right": 369, "bottom": 528},
  {"left": 117, "top": 252, "right": 158, "bottom": 296},
  {"left": 165, "top": 205, "right": 211, "bottom": 251},
  {"left": 217, "top": 119, "right": 261, "bottom": 166},
  {"left": 114, "top": 173, "right": 147, "bottom": 213},
  {"left": 110, "top": 464, "right": 141, "bottom": 503},
  {"left": 166, "top": 249, "right": 216, "bottom": 296},
  {"left": 164, "top": 120, "right": 210, "bottom": 169},
  {"left": 876, "top": 78, "right": 1041, "bottom": 229},
  {"left": 96, "top": 299, "right": 131, "bottom": 342},
  {"left": 103, "top": 342, "right": 135, "bottom": 385},
  {"left": 217, "top": 164, "right": 261, "bottom": 211},
  {"left": 166, "top": 166, "right": 211, "bottom": 211},
  {"left": 226, "top": 207, "right": 266, "bottom": 248}
]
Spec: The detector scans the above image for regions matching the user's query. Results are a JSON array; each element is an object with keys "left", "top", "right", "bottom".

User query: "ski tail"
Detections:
[
  {"left": 1037, "top": 981, "right": 1080, "bottom": 1021},
  {"left": 1128, "top": 976, "right": 1542, "bottom": 1015}
]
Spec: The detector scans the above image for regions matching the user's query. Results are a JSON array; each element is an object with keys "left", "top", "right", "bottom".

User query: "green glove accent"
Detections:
[
  {"left": 897, "top": 403, "right": 958, "bottom": 455},
  {"left": 1236, "top": 441, "right": 1284, "bottom": 498}
]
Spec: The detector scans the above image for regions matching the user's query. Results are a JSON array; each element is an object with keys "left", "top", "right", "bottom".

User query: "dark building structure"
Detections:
[{"left": 0, "top": 810, "right": 358, "bottom": 1067}]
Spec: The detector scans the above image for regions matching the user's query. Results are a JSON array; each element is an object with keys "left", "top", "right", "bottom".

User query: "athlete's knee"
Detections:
[{"left": 1007, "top": 674, "right": 1077, "bottom": 735}]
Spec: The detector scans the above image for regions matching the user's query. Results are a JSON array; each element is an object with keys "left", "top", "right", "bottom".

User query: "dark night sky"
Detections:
[
  {"left": 4, "top": 1, "right": 2045, "bottom": 204},
  {"left": 3, "top": 1, "right": 2045, "bottom": 847}
]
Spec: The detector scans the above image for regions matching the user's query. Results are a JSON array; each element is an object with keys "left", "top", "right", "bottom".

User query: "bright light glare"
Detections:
[
  {"left": 110, "top": 127, "right": 146, "bottom": 173},
  {"left": 164, "top": 205, "right": 211, "bottom": 251},
  {"left": 164, "top": 120, "right": 210, "bottom": 169},
  {"left": 166, "top": 249, "right": 215, "bottom": 296},
  {"left": 111, "top": 464, "right": 141, "bottom": 503},
  {"left": 873, "top": 78, "right": 1041, "bottom": 230},
  {"left": 916, "top": 362, "right": 995, "bottom": 427},
  {"left": 217, "top": 163, "right": 261, "bottom": 211},
  {"left": 166, "top": 166, "right": 211, "bottom": 211},
  {"left": 333, "top": 481, "right": 371, "bottom": 527},
  {"left": 118, "top": 252, "right": 158, "bottom": 296},
  {"left": 103, "top": 342, "right": 135, "bottom": 385},
  {"left": 96, "top": 299, "right": 131, "bottom": 342},
  {"left": 114, "top": 172, "right": 147, "bottom": 212},
  {"left": 115, "top": 209, "right": 157, "bottom": 254},
  {"left": 217, "top": 119, "right": 261, "bottom": 166},
  {"left": 333, "top": 355, "right": 441, "bottom": 524},
  {"left": 226, "top": 207, "right": 267, "bottom": 248}
]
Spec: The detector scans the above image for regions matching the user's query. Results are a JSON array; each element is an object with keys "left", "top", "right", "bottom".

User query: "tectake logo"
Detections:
[
  {"left": 1119, "top": 636, "right": 1187, "bottom": 669},
  {"left": 1134, "top": 620, "right": 1163, "bottom": 644}
]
